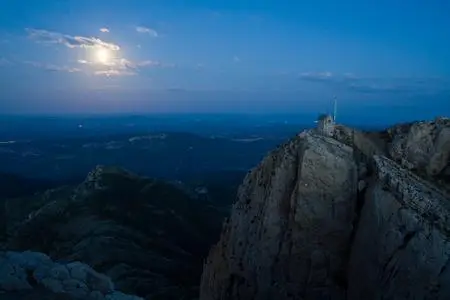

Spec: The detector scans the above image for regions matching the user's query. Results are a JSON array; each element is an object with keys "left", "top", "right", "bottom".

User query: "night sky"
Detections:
[{"left": 0, "top": 0, "right": 449, "bottom": 121}]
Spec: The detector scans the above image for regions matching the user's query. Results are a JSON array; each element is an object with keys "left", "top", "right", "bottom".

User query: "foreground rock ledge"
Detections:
[{"left": 0, "top": 250, "right": 142, "bottom": 300}]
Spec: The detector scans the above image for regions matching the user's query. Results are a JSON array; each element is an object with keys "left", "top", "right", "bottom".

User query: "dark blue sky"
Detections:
[{"left": 0, "top": 0, "right": 449, "bottom": 120}]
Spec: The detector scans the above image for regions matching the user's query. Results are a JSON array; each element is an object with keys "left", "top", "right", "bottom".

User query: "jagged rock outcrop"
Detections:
[
  {"left": 200, "top": 117, "right": 450, "bottom": 300},
  {"left": 387, "top": 117, "right": 450, "bottom": 177},
  {"left": 0, "top": 250, "right": 142, "bottom": 299},
  {"left": 1, "top": 166, "right": 223, "bottom": 299},
  {"left": 200, "top": 133, "right": 358, "bottom": 300},
  {"left": 347, "top": 155, "right": 450, "bottom": 300}
]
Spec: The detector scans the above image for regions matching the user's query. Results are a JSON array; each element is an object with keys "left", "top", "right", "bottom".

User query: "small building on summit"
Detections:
[{"left": 316, "top": 114, "right": 335, "bottom": 137}]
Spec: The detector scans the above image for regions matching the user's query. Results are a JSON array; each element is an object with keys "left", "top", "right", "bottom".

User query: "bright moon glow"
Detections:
[{"left": 95, "top": 48, "right": 111, "bottom": 64}]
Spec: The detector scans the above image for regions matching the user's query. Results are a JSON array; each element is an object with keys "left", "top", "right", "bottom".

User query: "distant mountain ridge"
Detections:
[{"left": 0, "top": 131, "right": 280, "bottom": 182}]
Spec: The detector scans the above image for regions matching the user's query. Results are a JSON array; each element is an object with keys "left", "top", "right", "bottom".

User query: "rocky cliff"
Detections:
[
  {"left": 347, "top": 155, "right": 450, "bottom": 300},
  {"left": 200, "top": 117, "right": 450, "bottom": 300}
]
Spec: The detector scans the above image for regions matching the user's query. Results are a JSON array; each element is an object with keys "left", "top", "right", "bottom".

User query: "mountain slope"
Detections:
[
  {"left": 1, "top": 166, "right": 223, "bottom": 299},
  {"left": 199, "top": 117, "right": 450, "bottom": 300}
]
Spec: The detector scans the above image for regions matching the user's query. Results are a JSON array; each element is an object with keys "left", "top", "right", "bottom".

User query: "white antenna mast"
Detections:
[{"left": 333, "top": 95, "right": 337, "bottom": 122}]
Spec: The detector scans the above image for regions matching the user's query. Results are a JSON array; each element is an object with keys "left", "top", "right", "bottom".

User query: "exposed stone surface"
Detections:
[
  {"left": 0, "top": 251, "right": 142, "bottom": 299},
  {"left": 347, "top": 155, "right": 450, "bottom": 300},
  {"left": 387, "top": 117, "right": 450, "bottom": 177},
  {"left": 334, "top": 124, "right": 385, "bottom": 158},
  {"left": 200, "top": 133, "right": 358, "bottom": 300},
  {"left": 200, "top": 117, "right": 450, "bottom": 300}
]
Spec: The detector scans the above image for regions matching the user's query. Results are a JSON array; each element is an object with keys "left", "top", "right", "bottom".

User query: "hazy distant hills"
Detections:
[
  {"left": 0, "top": 131, "right": 283, "bottom": 182},
  {"left": 0, "top": 114, "right": 389, "bottom": 183},
  {"left": 0, "top": 114, "right": 313, "bottom": 140},
  {"left": 0, "top": 172, "right": 72, "bottom": 199}
]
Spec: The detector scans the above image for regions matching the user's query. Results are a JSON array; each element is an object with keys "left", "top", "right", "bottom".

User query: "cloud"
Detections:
[
  {"left": 106, "top": 58, "right": 135, "bottom": 69},
  {"left": 136, "top": 60, "right": 175, "bottom": 68},
  {"left": 347, "top": 82, "right": 400, "bottom": 94},
  {"left": 347, "top": 77, "right": 450, "bottom": 95},
  {"left": 26, "top": 28, "right": 120, "bottom": 51},
  {"left": 298, "top": 71, "right": 450, "bottom": 96},
  {"left": 135, "top": 60, "right": 158, "bottom": 67},
  {"left": 25, "top": 61, "right": 80, "bottom": 73},
  {"left": 195, "top": 63, "right": 205, "bottom": 70},
  {"left": 233, "top": 56, "right": 240, "bottom": 63},
  {"left": 95, "top": 70, "right": 136, "bottom": 77},
  {"left": 77, "top": 59, "right": 90, "bottom": 65},
  {"left": 26, "top": 27, "right": 172, "bottom": 78},
  {"left": 136, "top": 26, "right": 158, "bottom": 37},
  {"left": 299, "top": 71, "right": 333, "bottom": 82},
  {"left": 77, "top": 57, "right": 135, "bottom": 76},
  {"left": 100, "top": 28, "right": 110, "bottom": 33},
  {"left": 0, "top": 57, "right": 11, "bottom": 66},
  {"left": 78, "top": 58, "right": 159, "bottom": 69},
  {"left": 47, "top": 65, "right": 81, "bottom": 73},
  {"left": 78, "top": 58, "right": 171, "bottom": 77}
]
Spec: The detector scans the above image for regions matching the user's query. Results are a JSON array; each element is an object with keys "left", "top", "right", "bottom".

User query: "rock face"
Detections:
[
  {"left": 0, "top": 250, "right": 142, "bottom": 299},
  {"left": 1, "top": 166, "right": 223, "bottom": 299},
  {"left": 200, "top": 133, "right": 358, "bottom": 299},
  {"left": 387, "top": 117, "right": 450, "bottom": 177},
  {"left": 347, "top": 155, "right": 450, "bottom": 300},
  {"left": 200, "top": 118, "right": 450, "bottom": 300}
]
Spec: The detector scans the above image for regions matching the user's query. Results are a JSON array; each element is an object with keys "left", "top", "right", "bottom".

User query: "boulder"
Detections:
[{"left": 0, "top": 251, "right": 142, "bottom": 300}]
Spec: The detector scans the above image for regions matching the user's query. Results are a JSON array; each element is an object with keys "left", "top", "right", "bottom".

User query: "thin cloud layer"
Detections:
[
  {"left": 25, "top": 27, "right": 172, "bottom": 77},
  {"left": 26, "top": 28, "right": 120, "bottom": 51},
  {"left": 347, "top": 77, "right": 450, "bottom": 95},
  {"left": 195, "top": 63, "right": 205, "bottom": 70},
  {"left": 299, "top": 71, "right": 333, "bottom": 81},
  {"left": 136, "top": 26, "right": 158, "bottom": 37},
  {"left": 82, "top": 58, "right": 135, "bottom": 77},
  {"left": 137, "top": 60, "right": 175, "bottom": 68},
  {"left": 79, "top": 58, "right": 172, "bottom": 69},
  {"left": 299, "top": 71, "right": 450, "bottom": 96},
  {"left": 79, "top": 58, "right": 171, "bottom": 77},
  {"left": 25, "top": 61, "right": 80, "bottom": 73},
  {"left": 95, "top": 70, "right": 136, "bottom": 77},
  {"left": 0, "top": 57, "right": 11, "bottom": 66}
]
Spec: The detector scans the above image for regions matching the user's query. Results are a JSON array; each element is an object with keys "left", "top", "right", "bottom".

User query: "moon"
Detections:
[{"left": 95, "top": 48, "right": 111, "bottom": 64}]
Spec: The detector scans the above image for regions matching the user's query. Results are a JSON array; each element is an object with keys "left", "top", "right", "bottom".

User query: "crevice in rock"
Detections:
[
  {"left": 274, "top": 142, "right": 303, "bottom": 287},
  {"left": 338, "top": 146, "right": 376, "bottom": 290},
  {"left": 338, "top": 183, "right": 368, "bottom": 290},
  {"left": 378, "top": 229, "right": 419, "bottom": 288},
  {"left": 438, "top": 255, "right": 450, "bottom": 277},
  {"left": 382, "top": 230, "right": 419, "bottom": 276},
  {"left": 26, "top": 268, "right": 39, "bottom": 287}
]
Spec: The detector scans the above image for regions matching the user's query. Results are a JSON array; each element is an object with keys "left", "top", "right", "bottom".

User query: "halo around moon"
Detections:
[{"left": 95, "top": 48, "right": 111, "bottom": 64}]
